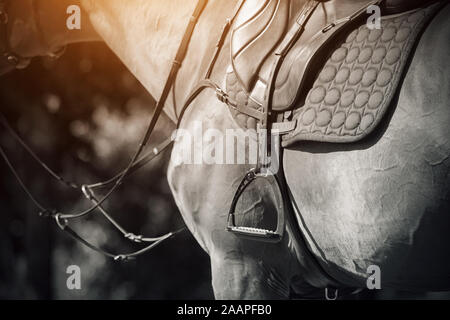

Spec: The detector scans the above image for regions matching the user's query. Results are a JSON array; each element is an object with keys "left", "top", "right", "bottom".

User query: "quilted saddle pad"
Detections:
[
  {"left": 282, "top": 2, "right": 442, "bottom": 146},
  {"left": 225, "top": 2, "right": 443, "bottom": 146}
]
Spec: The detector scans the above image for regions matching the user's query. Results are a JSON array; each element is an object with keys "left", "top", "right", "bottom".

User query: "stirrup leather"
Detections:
[{"left": 227, "top": 168, "right": 285, "bottom": 243}]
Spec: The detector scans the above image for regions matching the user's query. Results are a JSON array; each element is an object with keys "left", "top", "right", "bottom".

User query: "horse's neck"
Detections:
[{"left": 82, "top": 0, "right": 236, "bottom": 122}]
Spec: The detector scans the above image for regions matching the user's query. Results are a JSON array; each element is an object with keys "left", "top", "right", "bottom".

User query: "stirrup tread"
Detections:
[{"left": 230, "top": 226, "right": 275, "bottom": 234}]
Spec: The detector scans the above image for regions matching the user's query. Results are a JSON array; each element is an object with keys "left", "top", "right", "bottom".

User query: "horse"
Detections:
[{"left": 3, "top": 0, "right": 450, "bottom": 299}]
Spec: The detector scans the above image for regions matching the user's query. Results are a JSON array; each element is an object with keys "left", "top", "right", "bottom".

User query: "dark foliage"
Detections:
[{"left": 0, "top": 42, "right": 213, "bottom": 299}]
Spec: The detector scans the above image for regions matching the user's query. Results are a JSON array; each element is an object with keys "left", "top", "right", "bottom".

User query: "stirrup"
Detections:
[{"left": 226, "top": 168, "right": 285, "bottom": 243}]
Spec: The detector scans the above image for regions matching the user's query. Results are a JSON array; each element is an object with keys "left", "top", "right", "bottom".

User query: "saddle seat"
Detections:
[{"left": 225, "top": 0, "right": 443, "bottom": 145}]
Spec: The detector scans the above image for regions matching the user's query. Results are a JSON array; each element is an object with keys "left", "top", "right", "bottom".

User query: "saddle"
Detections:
[
  {"left": 224, "top": 0, "right": 444, "bottom": 241},
  {"left": 226, "top": 0, "right": 442, "bottom": 141}
]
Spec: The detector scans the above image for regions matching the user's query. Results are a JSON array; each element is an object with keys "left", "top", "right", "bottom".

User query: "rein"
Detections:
[{"left": 0, "top": 0, "right": 245, "bottom": 261}]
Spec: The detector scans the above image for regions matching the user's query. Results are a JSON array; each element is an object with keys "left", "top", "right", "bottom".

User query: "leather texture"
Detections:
[
  {"left": 231, "top": 0, "right": 382, "bottom": 111},
  {"left": 225, "top": 0, "right": 442, "bottom": 143},
  {"left": 231, "top": 0, "right": 290, "bottom": 94},
  {"left": 230, "top": 0, "right": 437, "bottom": 112}
]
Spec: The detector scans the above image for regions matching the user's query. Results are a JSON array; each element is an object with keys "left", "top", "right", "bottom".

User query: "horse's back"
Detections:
[{"left": 284, "top": 4, "right": 450, "bottom": 290}]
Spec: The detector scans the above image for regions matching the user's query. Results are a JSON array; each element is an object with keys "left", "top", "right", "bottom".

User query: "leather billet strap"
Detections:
[{"left": 257, "top": 0, "right": 320, "bottom": 170}]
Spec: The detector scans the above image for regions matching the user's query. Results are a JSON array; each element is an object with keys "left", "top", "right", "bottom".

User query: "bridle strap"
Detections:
[
  {"left": 56, "top": 0, "right": 211, "bottom": 260},
  {"left": 42, "top": 0, "right": 211, "bottom": 222},
  {"left": 70, "top": 0, "right": 245, "bottom": 261},
  {"left": 203, "top": 1, "right": 244, "bottom": 80},
  {"left": 0, "top": 0, "right": 208, "bottom": 260},
  {"left": 57, "top": 214, "right": 185, "bottom": 261},
  {"left": 0, "top": 0, "right": 246, "bottom": 261},
  {"left": 152, "top": 0, "right": 209, "bottom": 127}
]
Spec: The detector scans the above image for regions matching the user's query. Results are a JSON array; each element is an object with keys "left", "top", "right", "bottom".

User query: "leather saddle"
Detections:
[
  {"left": 225, "top": 0, "right": 443, "bottom": 145},
  {"left": 224, "top": 0, "right": 444, "bottom": 242}
]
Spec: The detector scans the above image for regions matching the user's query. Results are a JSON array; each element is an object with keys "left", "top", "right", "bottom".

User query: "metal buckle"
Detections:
[
  {"left": 215, "top": 87, "right": 229, "bottom": 104},
  {"left": 226, "top": 168, "right": 285, "bottom": 243}
]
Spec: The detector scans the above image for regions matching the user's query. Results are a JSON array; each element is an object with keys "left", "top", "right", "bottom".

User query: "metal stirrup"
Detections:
[
  {"left": 226, "top": 169, "right": 285, "bottom": 243},
  {"left": 225, "top": 0, "right": 321, "bottom": 243}
]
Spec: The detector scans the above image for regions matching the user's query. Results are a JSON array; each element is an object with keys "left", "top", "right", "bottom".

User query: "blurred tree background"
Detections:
[{"left": 0, "top": 42, "right": 213, "bottom": 299}]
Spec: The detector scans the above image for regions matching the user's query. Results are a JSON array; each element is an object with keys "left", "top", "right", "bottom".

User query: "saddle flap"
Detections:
[
  {"left": 225, "top": 1, "right": 443, "bottom": 147},
  {"left": 231, "top": 0, "right": 290, "bottom": 93},
  {"left": 230, "top": 0, "right": 383, "bottom": 111}
]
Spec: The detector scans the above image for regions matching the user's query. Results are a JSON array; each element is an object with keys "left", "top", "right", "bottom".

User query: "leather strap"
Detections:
[
  {"left": 204, "top": 1, "right": 246, "bottom": 79},
  {"left": 55, "top": 0, "right": 211, "bottom": 259},
  {"left": 177, "top": 0, "right": 247, "bottom": 124},
  {"left": 270, "top": 0, "right": 384, "bottom": 135},
  {"left": 0, "top": 0, "right": 211, "bottom": 261},
  {"left": 0, "top": 0, "right": 246, "bottom": 261},
  {"left": 256, "top": 0, "right": 319, "bottom": 170}
]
